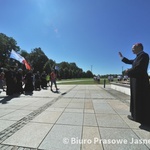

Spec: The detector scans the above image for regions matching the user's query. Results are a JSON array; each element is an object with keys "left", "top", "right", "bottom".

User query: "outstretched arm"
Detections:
[{"left": 118, "top": 51, "right": 133, "bottom": 64}]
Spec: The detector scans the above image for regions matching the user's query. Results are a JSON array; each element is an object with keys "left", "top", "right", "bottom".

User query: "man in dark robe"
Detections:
[
  {"left": 24, "top": 70, "right": 34, "bottom": 93},
  {"left": 34, "top": 71, "right": 41, "bottom": 90},
  {"left": 119, "top": 43, "right": 150, "bottom": 126},
  {"left": 5, "top": 67, "right": 17, "bottom": 96},
  {"left": 15, "top": 68, "right": 23, "bottom": 94},
  {"left": 41, "top": 71, "right": 47, "bottom": 89}
]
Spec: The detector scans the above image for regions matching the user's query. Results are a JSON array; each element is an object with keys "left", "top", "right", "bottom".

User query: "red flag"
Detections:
[{"left": 23, "top": 60, "right": 31, "bottom": 70}]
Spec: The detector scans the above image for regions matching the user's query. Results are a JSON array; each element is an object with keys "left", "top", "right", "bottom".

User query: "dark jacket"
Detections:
[{"left": 122, "top": 51, "right": 150, "bottom": 125}]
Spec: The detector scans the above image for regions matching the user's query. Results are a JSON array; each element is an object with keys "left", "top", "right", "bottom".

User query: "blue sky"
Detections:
[{"left": 0, "top": 0, "right": 150, "bottom": 75}]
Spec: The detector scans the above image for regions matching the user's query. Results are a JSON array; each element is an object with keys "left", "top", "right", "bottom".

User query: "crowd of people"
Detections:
[
  {"left": 93, "top": 75, "right": 100, "bottom": 84},
  {"left": 0, "top": 66, "right": 59, "bottom": 96}
]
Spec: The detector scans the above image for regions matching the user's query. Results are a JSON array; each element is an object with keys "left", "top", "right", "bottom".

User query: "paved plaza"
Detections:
[{"left": 0, "top": 85, "right": 150, "bottom": 150}]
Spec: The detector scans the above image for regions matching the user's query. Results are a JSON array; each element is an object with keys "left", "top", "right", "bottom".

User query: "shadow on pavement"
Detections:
[
  {"left": 61, "top": 92, "right": 67, "bottom": 95},
  {"left": 0, "top": 95, "right": 18, "bottom": 104}
]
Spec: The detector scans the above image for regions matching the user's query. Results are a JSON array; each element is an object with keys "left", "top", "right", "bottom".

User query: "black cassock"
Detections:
[
  {"left": 5, "top": 69, "right": 16, "bottom": 96},
  {"left": 122, "top": 51, "right": 150, "bottom": 125},
  {"left": 24, "top": 72, "right": 34, "bottom": 93}
]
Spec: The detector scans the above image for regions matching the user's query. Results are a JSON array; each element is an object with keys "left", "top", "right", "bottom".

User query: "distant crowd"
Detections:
[
  {"left": 93, "top": 75, "right": 100, "bottom": 84},
  {"left": 0, "top": 66, "right": 58, "bottom": 96}
]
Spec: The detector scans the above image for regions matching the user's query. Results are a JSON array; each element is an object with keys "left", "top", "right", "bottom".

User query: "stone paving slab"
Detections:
[
  {"left": 107, "top": 100, "right": 130, "bottom": 115},
  {"left": 64, "top": 108, "right": 84, "bottom": 113},
  {"left": 83, "top": 113, "right": 97, "bottom": 126},
  {"left": 99, "top": 128, "right": 149, "bottom": 150},
  {"left": 0, "top": 85, "right": 150, "bottom": 150},
  {"left": 45, "top": 107, "right": 65, "bottom": 112},
  {"left": 67, "top": 102, "right": 84, "bottom": 109},
  {"left": 96, "top": 114, "right": 129, "bottom": 128},
  {"left": 0, "top": 108, "right": 16, "bottom": 117},
  {"left": 0, "top": 110, "right": 33, "bottom": 121},
  {"left": 56, "top": 112, "right": 83, "bottom": 126},
  {"left": 39, "top": 124, "right": 82, "bottom": 150},
  {"left": 84, "top": 109, "right": 95, "bottom": 114},
  {"left": 82, "top": 126, "right": 103, "bottom": 150},
  {"left": 31, "top": 111, "right": 62, "bottom": 124},
  {"left": 0, "top": 120, "right": 16, "bottom": 132},
  {"left": 133, "top": 129, "right": 150, "bottom": 149},
  {"left": 120, "top": 115, "right": 141, "bottom": 129},
  {"left": 93, "top": 103, "right": 116, "bottom": 114},
  {"left": 3, "top": 122, "right": 53, "bottom": 148}
]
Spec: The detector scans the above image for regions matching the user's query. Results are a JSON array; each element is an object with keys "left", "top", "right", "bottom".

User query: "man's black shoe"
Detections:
[
  {"left": 139, "top": 124, "right": 150, "bottom": 131},
  {"left": 127, "top": 115, "right": 134, "bottom": 121}
]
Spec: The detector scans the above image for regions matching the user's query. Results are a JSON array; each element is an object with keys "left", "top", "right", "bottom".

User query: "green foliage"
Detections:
[
  {"left": 20, "top": 50, "right": 29, "bottom": 58},
  {"left": 86, "top": 70, "right": 93, "bottom": 78},
  {"left": 58, "top": 61, "right": 87, "bottom": 79},
  {"left": 0, "top": 33, "right": 20, "bottom": 67},
  {"left": 43, "top": 59, "right": 56, "bottom": 74},
  {"left": 29, "top": 47, "right": 49, "bottom": 73}
]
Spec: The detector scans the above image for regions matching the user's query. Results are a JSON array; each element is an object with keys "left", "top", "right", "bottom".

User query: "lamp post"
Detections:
[
  {"left": 122, "top": 66, "right": 123, "bottom": 75},
  {"left": 91, "top": 65, "right": 93, "bottom": 73}
]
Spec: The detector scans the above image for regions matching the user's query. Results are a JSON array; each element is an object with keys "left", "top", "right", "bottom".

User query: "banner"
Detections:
[
  {"left": 10, "top": 50, "right": 24, "bottom": 63},
  {"left": 55, "top": 66, "right": 60, "bottom": 71},
  {"left": 10, "top": 50, "right": 31, "bottom": 70}
]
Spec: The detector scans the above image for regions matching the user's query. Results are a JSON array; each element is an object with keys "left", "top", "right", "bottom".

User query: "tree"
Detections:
[
  {"left": 29, "top": 47, "right": 48, "bottom": 73},
  {"left": 20, "top": 50, "right": 30, "bottom": 59},
  {"left": 122, "top": 70, "right": 126, "bottom": 76},
  {"left": 58, "top": 62, "right": 85, "bottom": 79},
  {"left": 86, "top": 70, "right": 93, "bottom": 78},
  {"left": 63, "top": 67, "right": 69, "bottom": 79},
  {"left": 0, "top": 33, "right": 20, "bottom": 67},
  {"left": 43, "top": 59, "right": 56, "bottom": 74}
]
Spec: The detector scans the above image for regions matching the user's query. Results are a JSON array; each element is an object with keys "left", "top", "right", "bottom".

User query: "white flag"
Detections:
[
  {"left": 10, "top": 50, "right": 31, "bottom": 70},
  {"left": 10, "top": 50, "right": 24, "bottom": 63},
  {"left": 55, "top": 66, "right": 60, "bottom": 71}
]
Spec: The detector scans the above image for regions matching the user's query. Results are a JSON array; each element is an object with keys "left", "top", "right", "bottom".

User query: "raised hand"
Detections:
[{"left": 118, "top": 52, "right": 123, "bottom": 58}]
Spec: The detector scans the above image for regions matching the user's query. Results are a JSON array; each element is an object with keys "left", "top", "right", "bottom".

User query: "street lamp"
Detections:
[{"left": 91, "top": 65, "right": 93, "bottom": 73}]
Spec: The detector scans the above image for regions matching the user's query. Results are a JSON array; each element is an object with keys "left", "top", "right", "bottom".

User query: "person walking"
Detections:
[
  {"left": 50, "top": 69, "right": 59, "bottom": 92},
  {"left": 119, "top": 43, "right": 150, "bottom": 126}
]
